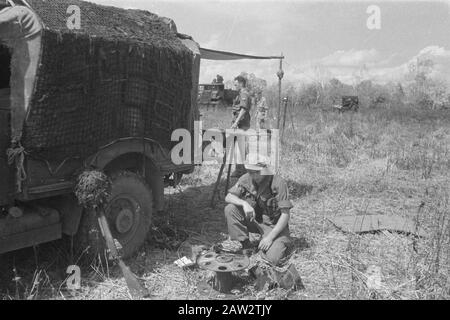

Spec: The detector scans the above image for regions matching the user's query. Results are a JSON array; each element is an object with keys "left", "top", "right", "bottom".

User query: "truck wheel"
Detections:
[{"left": 76, "top": 171, "right": 153, "bottom": 260}]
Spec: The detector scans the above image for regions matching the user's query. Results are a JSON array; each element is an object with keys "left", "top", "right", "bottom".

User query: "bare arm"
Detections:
[
  {"left": 258, "top": 209, "right": 290, "bottom": 252},
  {"left": 225, "top": 193, "right": 247, "bottom": 207},
  {"left": 225, "top": 193, "right": 255, "bottom": 220},
  {"left": 231, "top": 109, "right": 246, "bottom": 129},
  {"left": 267, "top": 210, "right": 290, "bottom": 240}
]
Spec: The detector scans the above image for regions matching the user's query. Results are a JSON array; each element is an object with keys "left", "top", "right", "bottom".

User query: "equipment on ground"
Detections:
[{"left": 197, "top": 251, "right": 249, "bottom": 293}]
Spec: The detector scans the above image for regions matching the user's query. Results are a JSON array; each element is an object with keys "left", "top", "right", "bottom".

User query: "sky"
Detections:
[{"left": 90, "top": 0, "right": 450, "bottom": 86}]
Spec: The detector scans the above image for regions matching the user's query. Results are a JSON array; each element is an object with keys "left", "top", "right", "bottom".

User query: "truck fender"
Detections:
[{"left": 85, "top": 138, "right": 167, "bottom": 212}]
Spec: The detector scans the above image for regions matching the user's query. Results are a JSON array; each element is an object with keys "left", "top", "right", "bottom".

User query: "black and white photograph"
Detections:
[{"left": 0, "top": 0, "right": 450, "bottom": 304}]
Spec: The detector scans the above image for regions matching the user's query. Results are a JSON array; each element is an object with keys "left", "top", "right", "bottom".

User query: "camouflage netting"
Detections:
[{"left": 22, "top": 0, "right": 193, "bottom": 160}]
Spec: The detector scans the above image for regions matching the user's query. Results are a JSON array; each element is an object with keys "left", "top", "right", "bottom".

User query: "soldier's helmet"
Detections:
[{"left": 244, "top": 155, "right": 274, "bottom": 176}]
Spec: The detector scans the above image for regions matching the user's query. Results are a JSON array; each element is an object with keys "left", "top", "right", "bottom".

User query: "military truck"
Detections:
[
  {"left": 332, "top": 96, "right": 359, "bottom": 113},
  {"left": 0, "top": 0, "right": 201, "bottom": 258},
  {"left": 198, "top": 83, "right": 224, "bottom": 110},
  {"left": 197, "top": 83, "right": 239, "bottom": 110}
]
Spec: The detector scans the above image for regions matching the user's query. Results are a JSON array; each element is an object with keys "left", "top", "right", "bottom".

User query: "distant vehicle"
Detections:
[
  {"left": 198, "top": 83, "right": 224, "bottom": 109},
  {"left": 333, "top": 96, "right": 359, "bottom": 112},
  {"left": 197, "top": 84, "right": 238, "bottom": 110},
  {"left": 223, "top": 88, "right": 240, "bottom": 106}
]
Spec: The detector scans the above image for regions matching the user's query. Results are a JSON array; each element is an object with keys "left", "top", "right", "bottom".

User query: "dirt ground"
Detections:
[{"left": 1, "top": 106, "right": 449, "bottom": 300}]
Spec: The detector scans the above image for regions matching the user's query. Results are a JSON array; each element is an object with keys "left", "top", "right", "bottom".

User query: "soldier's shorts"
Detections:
[{"left": 224, "top": 204, "right": 291, "bottom": 266}]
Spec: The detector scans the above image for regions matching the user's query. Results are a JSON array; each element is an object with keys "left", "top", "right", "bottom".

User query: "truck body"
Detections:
[{"left": 0, "top": 0, "right": 201, "bottom": 256}]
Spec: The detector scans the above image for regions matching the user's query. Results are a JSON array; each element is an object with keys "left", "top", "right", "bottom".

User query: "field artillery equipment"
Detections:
[{"left": 197, "top": 251, "right": 250, "bottom": 293}]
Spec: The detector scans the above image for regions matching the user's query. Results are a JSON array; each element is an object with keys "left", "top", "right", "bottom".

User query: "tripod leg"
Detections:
[
  {"left": 210, "top": 161, "right": 226, "bottom": 207},
  {"left": 225, "top": 164, "right": 232, "bottom": 197}
]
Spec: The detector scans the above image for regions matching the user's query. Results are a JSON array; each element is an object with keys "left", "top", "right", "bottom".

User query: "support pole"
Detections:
[
  {"left": 276, "top": 54, "right": 284, "bottom": 129},
  {"left": 289, "top": 101, "right": 296, "bottom": 131},
  {"left": 281, "top": 97, "right": 288, "bottom": 142}
]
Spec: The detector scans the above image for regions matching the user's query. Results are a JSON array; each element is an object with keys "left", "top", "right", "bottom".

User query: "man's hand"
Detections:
[
  {"left": 242, "top": 202, "right": 255, "bottom": 221},
  {"left": 224, "top": 193, "right": 255, "bottom": 221},
  {"left": 231, "top": 122, "right": 238, "bottom": 130},
  {"left": 258, "top": 236, "right": 274, "bottom": 252}
]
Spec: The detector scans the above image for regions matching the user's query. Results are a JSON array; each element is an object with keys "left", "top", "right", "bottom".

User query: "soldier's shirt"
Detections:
[
  {"left": 231, "top": 88, "right": 251, "bottom": 130},
  {"left": 228, "top": 173, "right": 293, "bottom": 226}
]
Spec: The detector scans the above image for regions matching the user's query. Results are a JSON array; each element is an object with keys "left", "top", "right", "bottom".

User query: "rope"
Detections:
[{"left": 6, "top": 143, "right": 27, "bottom": 193}]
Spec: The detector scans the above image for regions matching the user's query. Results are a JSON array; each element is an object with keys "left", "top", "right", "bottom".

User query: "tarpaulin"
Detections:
[
  {"left": 20, "top": 0, "right": 193, "bottom": 161},
  {"left": 200, "top": 47, "right": 283, "bottom": 61},
  {"left": 180, "top": 37, "right": 201, "bottom": 126}
]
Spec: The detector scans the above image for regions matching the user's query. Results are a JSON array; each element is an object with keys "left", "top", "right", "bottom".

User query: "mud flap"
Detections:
[{"left": 48, "top": 194, "right": 83, "bottom": 236}]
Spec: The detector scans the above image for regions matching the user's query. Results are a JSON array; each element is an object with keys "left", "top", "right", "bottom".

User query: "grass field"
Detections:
[{"left": 1, "top": 104, "right": 449, "bottom": 300}]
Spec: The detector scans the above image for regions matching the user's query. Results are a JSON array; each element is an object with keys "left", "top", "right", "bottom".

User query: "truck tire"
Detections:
[{"left": 75, "top": 171, "right": 153, "bottom": 260}]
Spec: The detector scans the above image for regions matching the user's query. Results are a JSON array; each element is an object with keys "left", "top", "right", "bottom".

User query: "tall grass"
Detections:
[{"left": 276, "top": 105, "right": 450, "bottom": 299}]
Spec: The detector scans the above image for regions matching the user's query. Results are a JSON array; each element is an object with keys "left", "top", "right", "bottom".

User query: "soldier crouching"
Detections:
[{"left": 224, "top": 160, "right": 293, "bottom": 266}]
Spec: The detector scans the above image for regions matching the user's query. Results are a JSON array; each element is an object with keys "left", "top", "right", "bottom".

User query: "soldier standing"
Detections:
[
  {"left": 255, "top": 90, "right": 269, "bottom": 129},
  {"left": 230, "top": 75, "right": 251, "bottom": 177},
  {"left": 231, "top": 75, "right": 251, "bottom": 130}
]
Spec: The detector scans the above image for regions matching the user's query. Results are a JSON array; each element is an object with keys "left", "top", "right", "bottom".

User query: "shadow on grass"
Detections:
[
  {"left": 290, "top": 236, "right": 311, "bottom": 252},
  {"left": 286, "top": 179, "right": 315, "bottom": 200}
]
